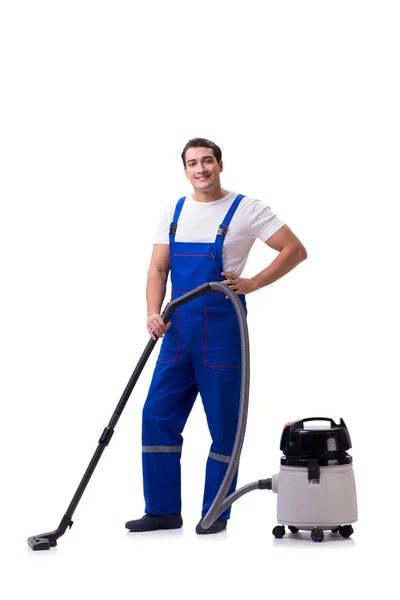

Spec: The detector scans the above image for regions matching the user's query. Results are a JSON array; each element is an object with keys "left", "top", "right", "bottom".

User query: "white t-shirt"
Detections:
[{"left": 154, "top": 191, "right": 285, "bottom": 275}]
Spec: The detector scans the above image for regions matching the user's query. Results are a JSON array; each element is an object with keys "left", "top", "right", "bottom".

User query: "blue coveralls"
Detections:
[{"left": 142, "top": 194, "right": 246, "bottom": 519}]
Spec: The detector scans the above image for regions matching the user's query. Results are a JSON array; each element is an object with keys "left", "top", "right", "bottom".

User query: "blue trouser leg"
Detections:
[
  {"left": 194, "top": 314, "right": 241, "bottom": 519},
  {"left": 142, "top": 340, "right": 197, "bottom": 514},
  {"left": 196, "top": 366, "right": 241, "bottom": 519}
]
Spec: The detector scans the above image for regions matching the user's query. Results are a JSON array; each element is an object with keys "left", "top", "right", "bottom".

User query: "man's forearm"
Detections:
[
  {"left": 146, "top": 269, "right": 169, "bottom": 315},
  {"left": 251, "top": 244, "right": 307, "bottom": 291}
]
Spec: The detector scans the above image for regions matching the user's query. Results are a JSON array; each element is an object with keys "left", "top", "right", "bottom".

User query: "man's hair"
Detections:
[{"left": 181, "top": 138, "right": 222, "bottom": 166}]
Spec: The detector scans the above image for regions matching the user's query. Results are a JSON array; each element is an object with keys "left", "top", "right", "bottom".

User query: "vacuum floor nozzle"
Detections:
[
  {"left": 27, "top": 535, "right": 55, "bottom": 551},
  {"left": 27, "top": 518, "right": 73, "bottom": 550}
]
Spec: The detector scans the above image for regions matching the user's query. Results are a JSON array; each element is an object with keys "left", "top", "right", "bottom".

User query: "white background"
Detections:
[{"left": 1, "top": 0, "right": 399, "bottom": 598}]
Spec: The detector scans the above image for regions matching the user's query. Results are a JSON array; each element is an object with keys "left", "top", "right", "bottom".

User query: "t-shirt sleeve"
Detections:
[
  {"left": 153, "top": 202, "right": 175, "bottom": 244},
  {"left": 248, "top": 199, "right": 285, "bottom": 242}
]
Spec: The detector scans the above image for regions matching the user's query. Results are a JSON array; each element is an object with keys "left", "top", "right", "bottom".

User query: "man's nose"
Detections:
[{"left": 197, "top": 163, "right": 207, "bottom": 174}]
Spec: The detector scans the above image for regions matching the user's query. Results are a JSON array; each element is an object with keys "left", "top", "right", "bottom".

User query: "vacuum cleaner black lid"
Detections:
[{"left": 280, "top": 417, "right": 352, "bottom": 458}]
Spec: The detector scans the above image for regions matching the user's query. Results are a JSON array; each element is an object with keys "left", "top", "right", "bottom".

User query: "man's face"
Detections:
[{"left": 184, "top": 146, "right": 223, "bottom": 192}]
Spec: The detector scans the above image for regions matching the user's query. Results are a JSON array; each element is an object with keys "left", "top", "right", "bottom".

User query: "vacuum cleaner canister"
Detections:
[{"left": 271, "top": 417, "right": 358, "bottom": 542}]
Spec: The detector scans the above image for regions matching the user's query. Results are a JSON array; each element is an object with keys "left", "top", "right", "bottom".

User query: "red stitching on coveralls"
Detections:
[{"left": 174, "top": 254, "right": 216, "bottom": 258}]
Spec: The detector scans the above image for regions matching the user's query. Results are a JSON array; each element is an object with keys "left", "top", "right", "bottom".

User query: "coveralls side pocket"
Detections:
[
  {"left": 203, "top": 305, "right": 242, "bottom": 369},
  {"left": 157, "top": 310, "right": 182, "bottom": 363}
]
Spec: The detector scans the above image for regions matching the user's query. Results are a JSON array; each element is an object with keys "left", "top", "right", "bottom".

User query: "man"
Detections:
[{"left": 126, "top": 138, "right": 307, "bottom": 534}]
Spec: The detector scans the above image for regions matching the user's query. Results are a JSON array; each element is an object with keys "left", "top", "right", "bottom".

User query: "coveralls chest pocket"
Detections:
[{"left": 170, "top": 252, "right": 217, "bottom": 292}]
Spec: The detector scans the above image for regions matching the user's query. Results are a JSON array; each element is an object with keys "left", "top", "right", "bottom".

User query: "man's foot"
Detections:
[
  {"left": 196, "top": 518, "right": 227, "bottom": 534},
  {"left": 125, "top": 514, "right": 183, "bottom": 532}
]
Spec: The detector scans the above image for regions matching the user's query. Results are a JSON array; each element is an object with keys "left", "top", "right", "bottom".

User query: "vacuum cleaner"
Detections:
[
  {"left": 27, "top": 281, "right": 357, "bottom": 549},
  {"left": 270, "top": 417, "right": 357, "bottom": 541}
]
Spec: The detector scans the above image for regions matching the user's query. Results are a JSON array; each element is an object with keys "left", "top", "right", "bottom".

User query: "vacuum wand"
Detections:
[{"left": 28, "top": 282, "right": 212, "bottom": 550}]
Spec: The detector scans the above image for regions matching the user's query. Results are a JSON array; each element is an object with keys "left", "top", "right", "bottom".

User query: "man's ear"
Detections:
[{"left": 219, "top": 160, "right": 224, "bottom": 172}]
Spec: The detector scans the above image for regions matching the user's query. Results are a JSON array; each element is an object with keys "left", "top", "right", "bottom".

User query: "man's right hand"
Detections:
[{"left": 147, "top": 312, "right": 171, "bottom": 341}]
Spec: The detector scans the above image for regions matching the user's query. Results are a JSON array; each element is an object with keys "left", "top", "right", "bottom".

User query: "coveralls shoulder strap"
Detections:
[
  {"left": 214, "top": 193, "right": 245, "bottom": 268},
  {"left": 169, "top": 197, "right": 186, "bottom": 239}
]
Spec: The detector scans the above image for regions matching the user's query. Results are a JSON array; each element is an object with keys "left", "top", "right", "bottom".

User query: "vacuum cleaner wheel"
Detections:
[
  {"left": 272, "top": 525, "right": 286, "bottom": 538},
  {"left": 311, "top": 528, "right": 324, "bottom": 542}
]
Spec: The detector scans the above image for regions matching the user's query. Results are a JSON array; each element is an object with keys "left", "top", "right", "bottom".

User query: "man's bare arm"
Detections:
[
  {"left": 146, "top": 244, "right": 171, "bottom": 340},
  {"left": 253, "top": 225, "right": 307, "bottom": 290},
  {"left": 222, "top": 225, "right": 307, "bottom": 294}
]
